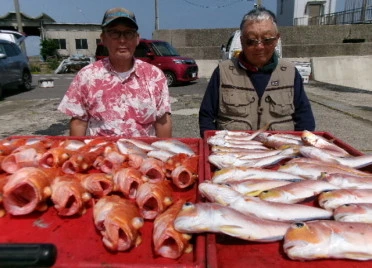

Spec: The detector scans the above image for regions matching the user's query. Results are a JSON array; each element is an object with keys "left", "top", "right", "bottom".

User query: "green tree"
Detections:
[{"left": 40, "top": 39, "right": 59, "bottom": 61}]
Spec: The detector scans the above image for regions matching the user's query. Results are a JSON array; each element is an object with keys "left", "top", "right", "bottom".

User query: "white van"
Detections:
[
  {"left": 221, "top": 30, "right": 282, "bottom": 60},
  {"left": 220, "top": 30, "right": 311, "bottom": 83}
]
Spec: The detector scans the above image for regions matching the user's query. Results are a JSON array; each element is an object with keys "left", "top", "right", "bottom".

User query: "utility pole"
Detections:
[
  {"left": 155, "top": 0, "right": 159, "bottom": 31},
  {"left": 13, "top": 0, "right": 27, "bottom": 54},
  {"left": 256, "top": 0, "right": 263, "bottom": 8}
]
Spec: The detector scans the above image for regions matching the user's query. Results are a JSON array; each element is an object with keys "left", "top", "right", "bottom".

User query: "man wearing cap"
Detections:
[{"left": 58, "top": 7, "right": 172, "bottom": 137}]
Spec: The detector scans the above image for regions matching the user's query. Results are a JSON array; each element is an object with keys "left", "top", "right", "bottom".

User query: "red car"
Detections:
[{"left": 95, "top": 39, "right": 198, "bottom": 86}]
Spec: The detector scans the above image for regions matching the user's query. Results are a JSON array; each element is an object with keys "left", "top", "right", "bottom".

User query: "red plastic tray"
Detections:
[
  {"left": 203, "top": 130, "right": 372, "bottom": 268},
  {"left": 0, "top": 136, "right": 206, "bottom": 268}
]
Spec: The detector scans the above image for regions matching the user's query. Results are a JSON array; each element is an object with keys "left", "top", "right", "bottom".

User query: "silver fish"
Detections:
[
  {"left": 223, "top": 179, "right": 292, "bottom": 196},
  {"left": 333, "top": 203, "right": 372, "bottom": 223},
  {"left": 259, "top": 180, "right": 340, "bottom": 204},
  {"left": 151, "top": 139, "right": 195, "bottom": 156},
  {"left": 174, "top": 202, "right": 290, "bottom": 242},
  {"left": 284, "top": 220, "right": 372, "bottom": 261},
  {"left": 321, "top": 172, "right": 372, "bottom": 189},
  {"left": 318, "top": 189, "right": 372, "bottom": 211},
  {"left": 212, "top": 167, "right": 304, "bottom": 184},
  {"left": 299, "top": 146, "right": 372, "bottom": 169},
  {"left": 199, "top": 182, "right": 332, "bottom": 222}
]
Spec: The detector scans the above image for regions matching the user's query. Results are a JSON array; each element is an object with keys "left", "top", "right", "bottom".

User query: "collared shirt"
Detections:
[{"left": 58, "top": 57, "right": 171, "bottom": 137}]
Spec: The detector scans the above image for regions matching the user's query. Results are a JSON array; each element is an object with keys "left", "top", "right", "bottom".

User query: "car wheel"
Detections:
[
  {"left": 164, "top": 71, "right": 176, "bottom": 87},
  {"left": 20, "top": 71, "right": 32, "bottom": 91}
]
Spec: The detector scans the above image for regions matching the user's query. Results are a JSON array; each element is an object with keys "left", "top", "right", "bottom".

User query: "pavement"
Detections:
[{"left": 0, "top": 77, "right": 371, "bottom": 153}]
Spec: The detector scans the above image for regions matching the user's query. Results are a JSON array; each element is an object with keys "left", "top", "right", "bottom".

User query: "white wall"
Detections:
[{"left": 312, "top": 56, "right": 372, "bottom": 91}]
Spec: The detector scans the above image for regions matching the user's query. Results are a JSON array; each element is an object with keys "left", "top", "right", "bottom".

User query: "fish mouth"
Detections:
[{"left": 4, "top": 183, "right": 38, "bottom": 215}]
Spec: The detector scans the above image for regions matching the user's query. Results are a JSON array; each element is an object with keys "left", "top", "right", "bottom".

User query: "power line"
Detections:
[{"left": 181, "top": 0, "right": 254, "bottom": 9}]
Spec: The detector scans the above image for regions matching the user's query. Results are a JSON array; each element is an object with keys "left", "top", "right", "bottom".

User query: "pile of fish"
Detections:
[
  {"left": 0, "top": 136, "right": 199, "bottom": 259},
  {"left": 174, "top": 130, "right": 372, "bottom": 262}
]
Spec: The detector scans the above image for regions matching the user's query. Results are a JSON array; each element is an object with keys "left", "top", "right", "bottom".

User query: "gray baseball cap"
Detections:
[{"left": 101, "top": 7, "right": 138, "bottom": 29}]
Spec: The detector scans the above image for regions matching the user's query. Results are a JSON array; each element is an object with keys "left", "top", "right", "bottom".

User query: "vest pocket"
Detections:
[
  {"left": 265, "top": 93, "right": 294, "bottom": 116},
  {"left": 221, "top": 90, "right": 255, "bottom": 116}
]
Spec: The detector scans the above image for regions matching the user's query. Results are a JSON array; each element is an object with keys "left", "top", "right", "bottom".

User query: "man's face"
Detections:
[
  {"left": 240, "top": 20, "right": 279, "bottom": 68},
  {"left": 101, "top": 21, "right": 140, "bottom": 61}
]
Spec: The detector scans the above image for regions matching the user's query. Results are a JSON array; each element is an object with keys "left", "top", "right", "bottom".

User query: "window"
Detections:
[
  {"left": 53, "top": 39, "right": 66, "bottom": 49},
  {"left": 3, "top": 43, "right": 20, "bottom": 57},
  {"left": 134, "top": 42, "right": 150, "bottom": 57},
  {"left": 75, "top": 39, "right": 88, "bottom": 49}
]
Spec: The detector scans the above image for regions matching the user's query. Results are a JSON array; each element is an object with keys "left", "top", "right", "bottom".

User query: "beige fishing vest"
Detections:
[{"left": 217, "top": 58, "right": 295, "bottom": 131}]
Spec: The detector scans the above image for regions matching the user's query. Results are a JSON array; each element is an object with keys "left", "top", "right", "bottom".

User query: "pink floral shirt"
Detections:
[{"left": 58, "top": 58, "right": 171, "bottom": 137}]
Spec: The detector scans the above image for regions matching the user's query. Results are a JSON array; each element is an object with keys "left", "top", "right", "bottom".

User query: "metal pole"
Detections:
[
  {"left": 13, "top": 0, "right": 27, "bottom": 54},
  {"left": 155, "top": 0, "right": 159, "bottom": 30},
  {"left": 256, "top": 0, "right": 262, "bottom": 8}
]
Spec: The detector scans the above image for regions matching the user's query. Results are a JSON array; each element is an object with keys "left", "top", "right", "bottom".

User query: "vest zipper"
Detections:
[{"left": 257, "top": 97, "right": 262, "bottom": 129}]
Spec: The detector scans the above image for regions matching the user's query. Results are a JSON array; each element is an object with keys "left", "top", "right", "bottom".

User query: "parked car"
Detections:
[
  {"left": 95, "top": 39, "right": 199, "bottom": 86},
  {"left": 0, "top": 39, "right": 32, "bottom": 98}
]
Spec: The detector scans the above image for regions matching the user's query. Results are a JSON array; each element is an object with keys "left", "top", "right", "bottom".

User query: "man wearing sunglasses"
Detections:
[
  {"left": 58, "top": 7, "right": 172, "bottom": 138},
  {"left": 199, "top": 7, "right": 315, "bottom": 137}
]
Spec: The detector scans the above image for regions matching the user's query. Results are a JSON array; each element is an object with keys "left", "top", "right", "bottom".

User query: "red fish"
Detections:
[
  {"left": 50, "top": 174, "right": 92, "bottom": 216},
  {"left": 113, "top": 167, "right": 147, "bottom": 199},
  {"left": 39, "top": 147, "right": 74, "bottom": 168},
  {"left": 139, "top": 157, "right": 166, "bottom": 183},
  {"left": 1, "top": 143, "right": 48, "bottom": 174},
  {"left": 78, "top": 172, "right": 114, "bottom": 198},
  {"left": 2, "top": 167, "right": 60, "bottom": 215},
  {"left": 93, "top": 195, "right": 144, "bottom": 251},
  {"left": 136, "top": 180, "right": 173, "bottom": 220},
  {"left": 0, "top": 173, "right": 9, "bottom": 217},
  {"left": 153, "top": 199, "right": 193, "bottom": 259}
]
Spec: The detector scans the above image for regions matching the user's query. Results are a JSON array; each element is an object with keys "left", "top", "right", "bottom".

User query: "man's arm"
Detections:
[
  {"left": 198, "top": 67, "right": 220, "bottom": 138},
  {"left": 292, "top": 70, "right": 316, "bottom": 131},
  {"left": 69, "top": 117, "right": 88, "bottom": 136},
  {"left": 154, "top": 112, "right": 172, "bottom": 138}
]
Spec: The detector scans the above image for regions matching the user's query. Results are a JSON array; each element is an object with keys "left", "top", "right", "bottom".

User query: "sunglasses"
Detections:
[
  {"left": 243, "top": 37, "right": 277, "bottom": 47},
  {"left": 106, "top": 30, "right": 138, "bottom": 40}
]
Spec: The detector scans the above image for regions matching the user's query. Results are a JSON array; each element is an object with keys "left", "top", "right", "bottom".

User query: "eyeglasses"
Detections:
[
  {"left": 244, "top": 37, "right": 277, "bottom": 47},
  {"left": 106, "top": 30, "right": 138, "bottom": 40}
]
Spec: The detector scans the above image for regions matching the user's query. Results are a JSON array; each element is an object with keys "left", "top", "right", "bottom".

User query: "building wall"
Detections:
[
  {"left": 153, "top": 24, "right": 372, "bottom": 59},
  {"left": 42, "top": 24, "right": 101, "bottom": 57}
]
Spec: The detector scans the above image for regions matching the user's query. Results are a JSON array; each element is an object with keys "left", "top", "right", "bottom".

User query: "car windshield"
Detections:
[{"left": 151, "top": 41, "right": 179, "bottom": 56}]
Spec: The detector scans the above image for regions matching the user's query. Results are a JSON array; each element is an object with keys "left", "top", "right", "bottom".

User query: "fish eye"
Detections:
[
  {"left": 293, "top": 222, "right": 305, "bottom": 228},
  {"left": 184, "top": 202, "right": 194, "bottom": 207}
]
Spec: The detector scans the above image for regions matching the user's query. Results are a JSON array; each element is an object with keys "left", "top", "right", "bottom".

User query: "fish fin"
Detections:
[{"left": 245, "top": 190, "right": 262, "bottom": 196}]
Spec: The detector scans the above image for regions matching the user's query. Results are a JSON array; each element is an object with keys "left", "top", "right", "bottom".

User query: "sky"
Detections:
[{"left": 0, "top": 0, "right": 345, "bottom": 56}]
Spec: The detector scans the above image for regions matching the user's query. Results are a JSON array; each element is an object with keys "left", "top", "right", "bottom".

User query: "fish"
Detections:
[
  {"left": 0, "top": 174, "right": 9, "bottom": 217},
  {"left": 208, "top": 148, "right": 297, "bottom": 169},
  {"left": 93, "top": 195, "right": 144, "bottom": 252},
  {"left": 1, "top": 143, "right": 48, "bottom": 174},
  {"left": 321, "top": 172, "right": 372, "bottom": 189},
  {"left": 199, "top": 182, "right": 332, "bottom": 222},
  {"left": 258, "top": 180, "right": 340, "bottom": 204},
  {"left": 333, "top": 203, "right": 372, "bottom": 223},
  {"left": 78, "top": 172, "right": 114, "bottom": 198},
  {"left": 207, "top": 136, "right": 269, "bottom": 150},
  {"left": 223, "top": 179, "right": 292, "bottom": 196},
  {"left": 299, "top": 146, "right": 372, "bottom": 169},
  {"left": 174, "top": 202, "right": 291, "bottom": 242},
  {"left": 138, "top": 157, "right": 166, "bottom": 183},
  {"left": 116, "top": 138, "right": 156, "bottom": 152},
  {"left": 2, "top": 167, "right": 59, "bottom": 215},
  {"left": 147, "top": 149, "right": 175, "bottom": 162},
  {"left": 136, "top": 180, "right": 173, "bottom": 220},
  {"left": 39, "top": 146, "right": 74, "bottom": 168},
  {"left": 92, "top": 148, "right": 127, "bottom": 174},
  {"left": 301, "top": 130, "right": 350, "bottom": 157},
  {"left": 278, "top": 160, "right": 371, "bottom": 180},
  {"left": 61, "top": 143, "right": 107, "bottom": 174},
  {"left": 50, "top": 174, "right": 92, "bottom": 216},
  {"left": 283, "top": 220, "right": 372, "bottom": 260},
  {"left": 153, "top": 199, "right": 193, "bottom": 259},
  {"left": 254, "top": 133, "right": 303, "bottom": 149},
  {"left": 318, "top": 189, "right": 372, "bottom": 211},
  {"left": 116, "top": 139, "right": 147, "bottom": 155},
  {"left": 113, "top": 167, "right": 148, "bottom": 199},
  {"left": 165, "top": 153, "right": 199, "bottom": 188},
  {"left": 151, "top": 139, "right": 195, "bottom": 156},
  {"left": 211, "top": 167, "right": 305, "bottom": 184}
]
